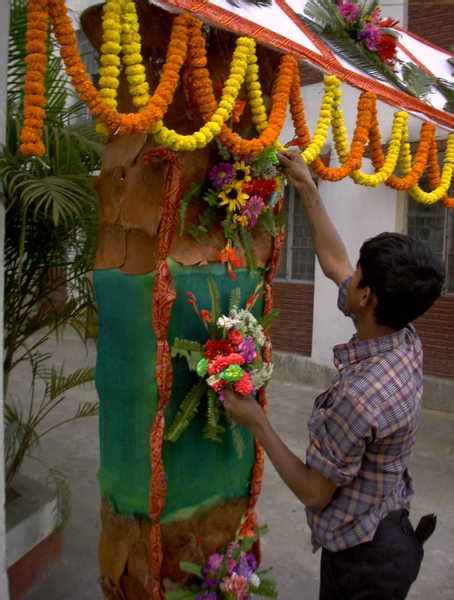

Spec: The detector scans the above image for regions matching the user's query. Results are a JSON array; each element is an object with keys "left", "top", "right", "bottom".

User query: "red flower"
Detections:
[
  {"left": 200, "top": 309, "right": 212, "bottom": 324},
  {"left": 211, "top": 379, "right": 224, "bottom": 392},
  {"left": 234, "top": 372, "right": 254, "bottom": 396},
  {"left": 207, "top": 353, "right": 245, "bottom": 376},
  {"left": 217, "top": 244, "right": 243, "bottom": 280},
  {"left": 244, "top": 178, "right": 276, "bottom": 202},
  {"left": 377, "top": 34, "right": 397, "bottom": 64},
  {"left": 379, "top": 17, "right": 399, "bottom": 28},
  {"left": 228, "top": 330, "right": 244, "bottom": 346},
  {"left": 204, "top": 339, "right": 233, "bottom": 359}
]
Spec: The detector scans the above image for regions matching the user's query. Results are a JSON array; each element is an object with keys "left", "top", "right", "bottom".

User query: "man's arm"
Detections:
[
  {"left": 223, "top": 390, "right": 336, "bottom": 512},
  {"left": 278, "top": 151, "right": 353, "bottom": 286}
]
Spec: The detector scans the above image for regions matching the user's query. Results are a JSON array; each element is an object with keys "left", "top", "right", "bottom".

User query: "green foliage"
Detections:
[
  {"left": 188, "top": 205, "right": 217, "bottom": 243},
  {"left": 436, "top": 78, "right": 454, "bottom": 114},
  {"left": 165, "top": 590, "right": 196, "bottom": 600},
  {"left": 179, "top": 561, "right": 203, "bottom": 579},
  {"left": 239, "top": 227, "right": 258, "bottom": 273},
  {"left": 228, "top": 417, "right": 245, "bottom": 459},
  {"left": 258, "top": 208, "right": 282, "bottom": 236},
  {"left": 179, "top": 181, "right": 203, "bottom": 236},
  {"left": 229, "top": 287, "right": 242, "bottom": 312},
  {"left": 401, "top": 63, "right": 436, "bottom": 101},
  {"left": 3, "top": 0, "right": 102, "bottom": 489},
  {"left": 165, "top": 381, "right": 207, "bottom": 443},
  {"left": 255, "top": 577, "right": 279, "bottom": 598},
  {"left": 259, "top": 309, "right": 278, "bottom": 331},
  {"left": 227, "top": 0, "right": 272, "bottom": 7},
  {"left": 4, "top": 364, "right": 97, "bottom": 487},
  {"left": 203, "top": 388, "right": 225, "bottom": 442},
  {"left": 171, "top": 338, "right": 205, "bottom": 371},
  {"left": 207, "top": 275, "right": 222, "bottom": 324}
]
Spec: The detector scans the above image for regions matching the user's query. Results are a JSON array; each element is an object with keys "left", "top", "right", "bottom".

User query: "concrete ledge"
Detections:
[
  {"left": 6, "top": 476, "right": 61, "bottom": 599},
  {"left": 273, "top": 351, "right": 454, "bottom": 413}
]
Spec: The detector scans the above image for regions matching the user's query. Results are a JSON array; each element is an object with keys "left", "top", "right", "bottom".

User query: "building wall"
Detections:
[
  {"left": 272, "top": 283, "right": 314, "bottom": 356},
  {"left": 408, "top": 0, "right": 454, "bottom": 52}
]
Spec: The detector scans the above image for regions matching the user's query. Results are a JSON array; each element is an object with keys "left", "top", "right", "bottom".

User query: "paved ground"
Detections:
[{"left": 10, "top": 331, "right": 454, "bottom": 599}]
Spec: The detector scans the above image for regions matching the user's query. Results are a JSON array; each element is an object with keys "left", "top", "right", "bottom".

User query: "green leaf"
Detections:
[
  {"left": 202, "top": 188, "right": 219, "bottom": 207},
  {"left": 179, "top": 182, "right": 203, "bottom": 236},
  {"left": 229, "top": 287, "right": 241, "bottom": 312},
  {"left": 203, "top": 388, "right": 225, "bottom": 442},
  {"left": 228, "top": 417, "right": 245, "bottom": 459},
  {"left": 179, "top": 561, "right": 203, "bottom": 579},
  {"left": 165, "top": 381, "right": 207, "bottom": 443},
  {"left": 401, "top": 63, "right": 435, "bottom": 100},
  {"left": 259, "top": 309, "right": 278, "bottom": 331},
  {"left": 165, "top": 589, "right": 197, "bottom": 600},
  {"left": 255, "top": 576, "right": 279, "bottom": 598},
  {"left": 239, "top": 228, "right": 257, "bottom": 273},
  {"left": 171, "top": 338, "right": 205, "bottom": 371},
  {"left": 207, "top": 275, "right": 222, "bottom": 324},
  {"left": 258, "top": 209, "right": 278, "bottom": 236}
]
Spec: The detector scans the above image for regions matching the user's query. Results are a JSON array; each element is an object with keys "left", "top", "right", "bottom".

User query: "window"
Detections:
[
  {"left": 407, "top": 200, "right": 454, "bottom": 295},
  {"left": 276, "top": 185, "right": 315, "bottom": 282}
]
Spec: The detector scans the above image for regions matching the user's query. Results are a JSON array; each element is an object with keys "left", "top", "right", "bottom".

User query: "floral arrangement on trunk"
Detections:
[
  {"left": 179, "top": 145, "right": 285, "bottom": 280},
  {"left": 166, "top": 279, "right": 274, "bottom": 455},
  {"left": 301, "top": 0, "right": 454, "bottom": 107},
  {"left": 167, "top": 526, "right": 277, "bottom": 600}
]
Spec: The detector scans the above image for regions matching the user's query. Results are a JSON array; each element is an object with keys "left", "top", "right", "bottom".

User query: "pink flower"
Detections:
[
  {"left": 220, "top": 573, "right": 249, "bottom": 600},
  {"left": 339, "top": 2, "right": 360, "bottom": 24},
  {"left": 359, "top": 22, "right": 382, "bottom": 51}
]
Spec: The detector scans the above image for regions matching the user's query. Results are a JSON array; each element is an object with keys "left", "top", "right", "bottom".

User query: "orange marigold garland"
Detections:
[{"left": 19, "top": 0, "right": 49, "bottom": 156}]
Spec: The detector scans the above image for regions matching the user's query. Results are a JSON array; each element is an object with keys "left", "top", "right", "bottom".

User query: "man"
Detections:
[{"left": 224, "top": 150, "right": 444, "bottom": 599}]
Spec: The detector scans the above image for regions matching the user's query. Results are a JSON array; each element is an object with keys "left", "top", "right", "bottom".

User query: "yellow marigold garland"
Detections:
[
  {"left": 19, "top": 1, "right": 454, "bottom": 203},
  {"left": 408, "top": 133, "right": 454, "bottom": 204}
]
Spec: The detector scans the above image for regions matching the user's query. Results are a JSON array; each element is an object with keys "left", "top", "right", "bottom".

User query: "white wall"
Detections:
[
  {"left": 0, "top": 0, "right": 10, "bottom": 594},
  {"left": 281, "top": 1, "right": 419, "bottom": 365}
]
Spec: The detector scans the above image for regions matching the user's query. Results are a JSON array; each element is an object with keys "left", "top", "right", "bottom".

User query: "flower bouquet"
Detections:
[
  {"left": 179, "top": 144, "right": 285, "bottom": 280},
  {"left": 166, "top": 278, "right": 274, "bottom": 455},
  {"left": 166, "top": 526, "right": 277, "bottom": 600},
  {"left": 301, "top": 0, "right": 443, "bottom": 102}
]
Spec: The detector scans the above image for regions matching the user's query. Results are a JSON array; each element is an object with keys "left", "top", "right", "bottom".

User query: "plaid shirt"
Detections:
[{"left": 306, "top": 277, "right": 423, "bottom": 552}]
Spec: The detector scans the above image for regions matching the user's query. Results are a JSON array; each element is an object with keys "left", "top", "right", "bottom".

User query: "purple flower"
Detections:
[
  {"left": 206, "top": 553, "right": 224, "bottom": 572},
  {"left": 338, "top": 2, "right": 360, "bottom": 24},
  {"left": 238, "top": 337, "right": 257, "bottom": 363},
  {"left": 237, "top": 552, "right": 258, "bottom": 580},
  {"left": 241, "top": 195, "right": 265, "bottom": 229},
  {"left": 209, "top": 163, "right": 234, "bottom": 188},
  {"left": 202, "top": 553, "right": 224, "bottom": 589},
  {"left": 196, "top": 593, "right": 218, "bottom": 600},
  {"left": 359, "top": 23, "right": 382, "bottom": 51},
  {"left": 226, "top": 557, "right": 238, "bottom": 576}
]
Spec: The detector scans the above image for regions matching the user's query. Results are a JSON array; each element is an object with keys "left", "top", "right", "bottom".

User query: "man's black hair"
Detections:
[{"left": 358, "top": 232, "right": 445, "bottom": 331}]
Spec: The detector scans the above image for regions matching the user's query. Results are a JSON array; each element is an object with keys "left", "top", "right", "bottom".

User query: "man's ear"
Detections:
[{"left": 359, "top": 286, "right": 373, "bottom": 308}]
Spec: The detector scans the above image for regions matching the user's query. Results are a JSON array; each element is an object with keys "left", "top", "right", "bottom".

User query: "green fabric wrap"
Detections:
[{"left": 94, "top": 261, "right": 265, "bottom": 521}]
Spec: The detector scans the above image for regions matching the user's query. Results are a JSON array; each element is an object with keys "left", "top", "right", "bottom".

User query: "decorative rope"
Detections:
[{"left": 146, "top": 148, "right": 183, "bottom": 600}]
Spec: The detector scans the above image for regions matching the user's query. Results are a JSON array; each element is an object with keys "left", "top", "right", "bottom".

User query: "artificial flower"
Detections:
[
  {"left": 223, "top": 364, "right": 245, "bottom": 383},
  {"left": 204, "top": 339, "right": 233, "bottom": 359},
  {"left": 232, "top": 161, "right": 252, "bottom": 184},
  {"left": 220, "top": 573, "right": 249, "bottom": 600},
  {"left": 233, "top": 214, "right": 250, "bottom": 228},
  {"left": 209, "top": 162, "right": 234, "bottom": 188},
  {"left": 237, "top": 551, "right": 258, "bottom": 580},
  {"left": 338, "top": 2, "right": 360, "bottom": 24},
  {"left": 200, "top": 309, "right": 212, "bottom": 324},
  {"left": 207, "top": 353, "right": 245, "bottom": 376},
  {"left": 228, "top": 330, "right": 244, "bottom": 346},
  {"left": 235, "top": 372, "right": 254, "bottom": 396},
  {"left": 217, "top": 316, "right": 241, "bottom": 331},
  {"left": 238, "top": 336, "right": 258, "bottom": 362},
  {"left": 241, "top": 195, "right": 265, "bottom": 229},
  {"left": 377, "top": 34, "right": 397, "bottom": 64},
  {"left": 359, "top": 22, "right": 382, "bottom": 51},
  {"left": 196, "top": 358, "right": 209, "bottom": 378},
  {"left": 249, "top": 574, "right": 261, "bottom": 588},
  {"left": 218, "top": 183, "right": 250, "bottom": 212}
]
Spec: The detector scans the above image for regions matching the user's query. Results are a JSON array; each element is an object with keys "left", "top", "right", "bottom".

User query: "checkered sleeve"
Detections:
[
  {"left": 337, "top": 276, "right": 352, "bottom": 317},
  {"left": 306, "top": 393, "right": 373, "bottom": 486}
]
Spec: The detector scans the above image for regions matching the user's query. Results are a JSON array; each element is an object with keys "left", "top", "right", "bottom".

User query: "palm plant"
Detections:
[{"left": 2, "top": 0, "right": 102, "bottom": 488}]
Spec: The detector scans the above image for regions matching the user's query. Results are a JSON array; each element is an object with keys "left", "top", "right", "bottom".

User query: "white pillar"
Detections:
[{"left": 0, "top": 0, "right": 10, "bottom": 596}]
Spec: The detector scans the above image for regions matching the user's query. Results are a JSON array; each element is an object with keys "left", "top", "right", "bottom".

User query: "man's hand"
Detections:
[
  {"left": 223, "top": 387, "right": 266, "bottom": 432},
  {"left": 278, "top": 150, "right": 317, "bottom": 190}
]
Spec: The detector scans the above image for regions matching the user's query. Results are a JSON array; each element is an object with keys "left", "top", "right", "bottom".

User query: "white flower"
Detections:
[
  {"left": 249, "top": 573, "right": 261, "bottom": 588},
  {"left": 217, "top": 315, "right": 240, "bottom": 330},
  {"left": 251, "top": 362, "right": 274, "bottom": 389}
]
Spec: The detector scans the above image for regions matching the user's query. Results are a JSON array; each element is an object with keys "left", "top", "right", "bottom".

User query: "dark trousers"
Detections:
[{"left": 320, "top": 510, "right": 424, "bottom": 600}]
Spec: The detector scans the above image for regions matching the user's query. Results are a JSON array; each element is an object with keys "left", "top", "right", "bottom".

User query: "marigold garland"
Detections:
[{"left": 19, "top": 0, "right": 454, "bottom": 204}]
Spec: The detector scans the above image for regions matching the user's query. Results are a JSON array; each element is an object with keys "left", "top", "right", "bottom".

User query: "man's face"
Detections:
[{"left": 345, "top": 264, "right": 367, "bottom": 317}]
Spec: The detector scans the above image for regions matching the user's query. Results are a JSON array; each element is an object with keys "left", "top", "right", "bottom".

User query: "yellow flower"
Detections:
[
  {"left": 234, "top": 214, "right": 249, "bottom": 227},
  {"left": 232, "top": 161, "right": 252, "bottom": 185},
  {"left": 218, "top": 183, "right": 250, "bottom": 212}
]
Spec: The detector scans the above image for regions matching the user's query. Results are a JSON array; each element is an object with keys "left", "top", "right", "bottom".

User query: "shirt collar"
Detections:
[{"left": 333, "top": 326, "right": 413, "bottom": 371}]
